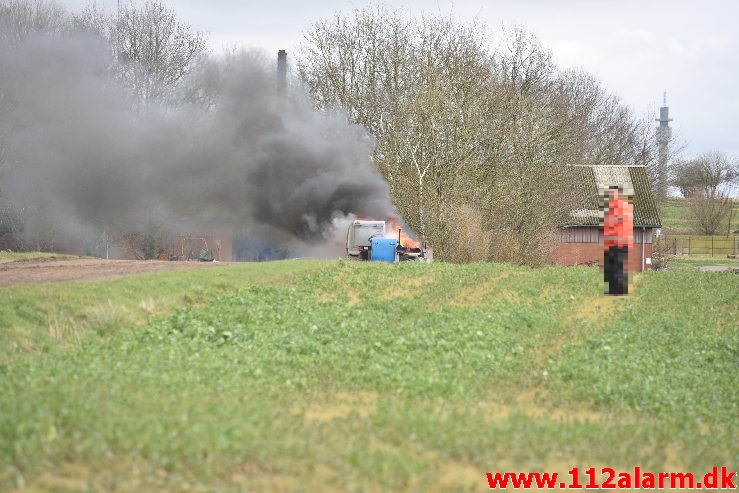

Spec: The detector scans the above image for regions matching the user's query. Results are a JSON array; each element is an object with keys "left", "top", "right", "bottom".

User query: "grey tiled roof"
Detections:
[{"left": 563, "top": 165, "right": 662, "bottom": 228}]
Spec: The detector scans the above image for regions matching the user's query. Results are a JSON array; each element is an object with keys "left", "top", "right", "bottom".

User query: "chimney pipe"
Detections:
[{"left": 277, "top": 49, "right": 287, "bottom": 96}]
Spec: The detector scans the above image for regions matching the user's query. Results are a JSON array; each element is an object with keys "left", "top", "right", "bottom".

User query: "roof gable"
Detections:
[{"left": 563, "top": 165, "right": 661, "bottom": 227}]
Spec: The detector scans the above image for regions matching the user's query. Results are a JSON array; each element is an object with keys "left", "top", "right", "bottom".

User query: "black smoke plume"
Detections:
[{"left": 0, "top": 30, "right": 394, "bottom": 257}]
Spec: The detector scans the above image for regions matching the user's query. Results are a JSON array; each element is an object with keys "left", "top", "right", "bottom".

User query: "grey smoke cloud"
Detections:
[{"left": 0, "top": 30, "right": 394, "bottom": 253}]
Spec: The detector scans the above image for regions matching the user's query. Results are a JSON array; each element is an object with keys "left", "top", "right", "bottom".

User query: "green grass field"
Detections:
[{"left": 0, "top": 259, "right": 736, "bottom": 492}]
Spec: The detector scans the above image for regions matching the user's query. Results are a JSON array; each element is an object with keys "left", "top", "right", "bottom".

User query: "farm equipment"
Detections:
[
  {"left": 346, "top": 219, "right": 431, "bottom": 263},
  {"left": 171, "top": 236, "right": 218, "bottom": 262}
]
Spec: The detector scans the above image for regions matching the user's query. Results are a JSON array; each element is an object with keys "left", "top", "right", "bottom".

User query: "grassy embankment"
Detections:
[
  {"left": 0, "top": 259, "right": 324, "bottom": 364},
  {"left": 0, "top": 258, "right": 736, "bottom": 492}
]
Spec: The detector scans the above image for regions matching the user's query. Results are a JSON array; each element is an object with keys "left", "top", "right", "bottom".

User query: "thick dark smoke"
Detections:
[{"left": 0, "top": 31, "right": 394, "bottom": 257}]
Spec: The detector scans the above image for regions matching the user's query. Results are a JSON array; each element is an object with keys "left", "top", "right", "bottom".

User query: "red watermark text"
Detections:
[{"left": 486, "top": 466, "right": 736, "bottom": 489}]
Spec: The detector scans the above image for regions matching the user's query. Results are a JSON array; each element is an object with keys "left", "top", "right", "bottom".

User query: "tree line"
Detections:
[
  {"left": 1, "top": 1, "right": 735, "bottom": 261},
  {"left": 298, "top": 6, "right": 737, "bottom": 247},
  {"left": 298, "top": 6, "right": 673, "bottom": 262}
]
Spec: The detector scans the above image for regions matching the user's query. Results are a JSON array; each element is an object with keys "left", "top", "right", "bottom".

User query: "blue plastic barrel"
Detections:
[{"left": 370, "top": 237, "right": 397, "bottom": 263}]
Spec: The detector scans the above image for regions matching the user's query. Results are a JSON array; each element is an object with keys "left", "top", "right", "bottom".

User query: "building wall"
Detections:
[
  {"left": 554, "top": 241, "right": 602, "bottom": 266},
  {"left": 555, "top": 227, "right": 654, "bottom": 273}
]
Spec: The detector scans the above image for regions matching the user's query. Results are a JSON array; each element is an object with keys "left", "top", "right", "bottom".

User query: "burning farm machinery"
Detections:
[{"left": 346, "top": 219, "right": 432, "bottom": 263}]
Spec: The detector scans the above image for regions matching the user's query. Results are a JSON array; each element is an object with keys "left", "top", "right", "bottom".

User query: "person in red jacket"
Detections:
[{"left": 603, "top": 186, "right": 633, "bottom": 295}]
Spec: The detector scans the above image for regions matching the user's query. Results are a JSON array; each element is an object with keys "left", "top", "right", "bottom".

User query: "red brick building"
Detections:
[{"left": 554, "top": 165, "right": 661, "bottom": 273}]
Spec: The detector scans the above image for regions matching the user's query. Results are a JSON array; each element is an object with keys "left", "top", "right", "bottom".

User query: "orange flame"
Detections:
[{"left": 386, "top": 217, "right": 421, "bottom": 249}]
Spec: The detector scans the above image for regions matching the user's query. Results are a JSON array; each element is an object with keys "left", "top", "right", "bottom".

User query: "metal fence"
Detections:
[{"left": 660, "top": 235, "right": 739, "bottom": 257}]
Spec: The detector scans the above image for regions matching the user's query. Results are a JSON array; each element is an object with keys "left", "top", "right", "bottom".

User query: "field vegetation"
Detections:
[
  {"left": 0, "top": 259, "right": 323, "bottom": 365},
  {"left": 1, "top": 260, "right": 736, "bottom": 492}
]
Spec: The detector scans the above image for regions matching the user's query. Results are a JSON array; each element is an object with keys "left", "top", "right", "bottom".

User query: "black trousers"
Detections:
[{"left": 605, "top": 245, "right": 628, "bottom": 295}]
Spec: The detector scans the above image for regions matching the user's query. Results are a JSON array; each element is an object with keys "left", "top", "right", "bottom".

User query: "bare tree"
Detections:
[
  {"left": 688, "top": 193, "right": 734, "bottom": 236},
  {"left": 672, "top": 159, "right": 704, "bottom": 199},
  {"left": 673, "top": 151, "right": 738, "bottom": 198},
  {"left": 673, "top": 151, "right": 738, "bottom": 235},
  {"left": 299, "top": 5, "right": 413, "bottom": 135},
  {"left": 69, "top": 2, "right": 112, "bottom": 38},
  {"left": 0, "top": 0, "right": 68, "bottom": 45},
  {"left": 113, "top": 0, "right": 207, "bottom": 110},
  {"left": 494, "top": 26, "right": 555, "bottom": 96},
  {"left": 298, "top": 7, "right": 603, "bottom": 264},
  {"left": 299, "top": 7, "right": 496, "bottom": 259}
]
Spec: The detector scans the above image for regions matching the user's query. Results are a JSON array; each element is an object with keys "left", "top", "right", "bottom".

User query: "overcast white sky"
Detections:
[{"left": 62, "top": 0, "right": 739, "bottom": 160}]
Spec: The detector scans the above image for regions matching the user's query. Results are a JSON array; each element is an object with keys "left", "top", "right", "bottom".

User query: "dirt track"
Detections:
[{"left": 0, "top": 257, "right": 231, "bottom": 287}]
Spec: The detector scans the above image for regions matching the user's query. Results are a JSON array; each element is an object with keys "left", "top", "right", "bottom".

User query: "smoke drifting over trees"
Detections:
[
  {"left": 299, "top": 7, "right": 664, "bottom": 264},
  {"left": 0, "top": 1, "right": 393, "bottom": 254},
  {"left": 2, "top": 1, "right": 683, "bottom": 264}
]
